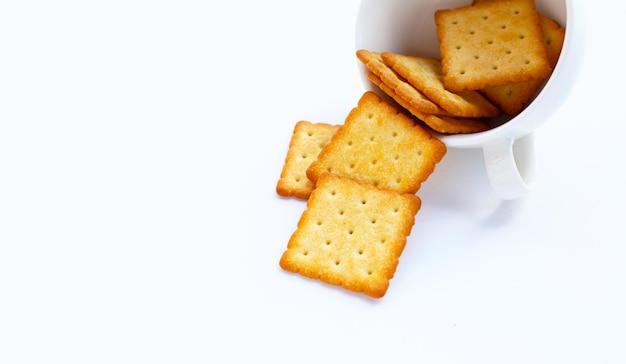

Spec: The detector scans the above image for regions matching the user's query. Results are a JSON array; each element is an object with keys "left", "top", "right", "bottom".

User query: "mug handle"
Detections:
[{"left": 482, "top": 133, "right": 537, "bottom": 200}]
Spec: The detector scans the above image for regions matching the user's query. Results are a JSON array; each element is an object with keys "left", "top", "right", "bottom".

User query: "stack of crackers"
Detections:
[
  {"left": 276, "top": 92, "right": 446, "bottom": 298},
  {"left": 274, "top": 0, "right": 565, "bottom": 298},
  {"left": 358, "top": 0, "right": 565, "bottom": 133}
]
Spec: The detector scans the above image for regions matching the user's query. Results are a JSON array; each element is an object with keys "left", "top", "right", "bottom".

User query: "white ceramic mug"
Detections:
[{"left": 355, "top": 0, "right": 585, "bottom": 199}]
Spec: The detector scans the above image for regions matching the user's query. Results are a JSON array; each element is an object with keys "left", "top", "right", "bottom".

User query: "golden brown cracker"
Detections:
[
  {"left": 539, "top": 15, "right": 565, "bottom": 67},
  {"left": 435, "top": 0, "right": 550, "bottom": 92},
  {"left": 356, "top": 49, "right": 448, "bottom": 115},
  {"left": 469, "top": 0, "right": 564, "bottom": 67},
  {"left": 479, "top": 81, "right": 541, "bottom": 115},
  {"left": 367, "top": 72, "right": 492, "bottom": 134},
  {"left": 381, "top": 52, "right": 500, "bottom": 118},
  {"left": 306, "top": 91, "right": 447, "bottom": 194},
  {"left": 479, "top": 14, "right": 565, "bottom": 115},
  {"left": 276, "top": 121, "right": 341, "bottom": 199},
  {"left": 422, "top": 114, "right": 493, "bottom": 135},
  {"left": 279, "top": 172, "right": 421, "bottom": 298}
]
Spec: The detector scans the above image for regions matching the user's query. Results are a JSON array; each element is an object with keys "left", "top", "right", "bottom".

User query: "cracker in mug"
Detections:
[
  {"left": 381, "top": 52, "right": 500, "bottom": 118},
  {"left": 470, "top": 0, "right": 566, "bottom": 114},
  {"left": 435, "top": 0, "right": 550, "bottom": 92},
  {"left": 367, "top": 71, "right": 492, "bottom": 134},
  {"left": 356, "top": 49, "right": 449, "bottom": 116}
]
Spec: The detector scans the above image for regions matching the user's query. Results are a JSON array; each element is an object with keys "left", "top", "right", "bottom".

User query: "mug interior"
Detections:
[{"left": 355, "top": 0, "right": 573, "bottom": 148}]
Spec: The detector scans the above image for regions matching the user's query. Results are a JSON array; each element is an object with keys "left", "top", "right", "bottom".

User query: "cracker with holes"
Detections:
[
  {"left": 479, "top": 14, "right": 565, "bottom": 114},
  {"left": 380, "top": 52, "right": 500, "bottom": 118},
  {"left": 435, "top": 0, "right": 550, "bottom": 92},
  {"left": 276, "top": 121, "right": 341, "bottom": 199},
  {"left": 367, "top": 71, "right": 492, "bottom": 134},
  {"left": 306, "top": 91, "right": 447, "bottom": 194},
  {"left": 356, "top": 49, "right": 449, "bottom": 116},
  {"left": 279, "top": 172, "right": 421, "bottom": 298}
]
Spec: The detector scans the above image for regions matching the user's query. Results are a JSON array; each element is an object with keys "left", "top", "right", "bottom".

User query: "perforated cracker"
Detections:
[
  {"left": 356, "top": 49, "right": 449, "bottom": 116},
  {"left": 435, "top": 0, "right": 550, "bottom": 92},
  {"left": 306, "top": 91, "right": 447, "bottom": 194},
  {"left": 279, "top": 173, "right": 421, "bottom": 298},
  {"left": 276, "top": 121, "right": 341, "bottom": 199},
  {"left": 540, "top": 15, "right": 565, "bottom": 67},
  {"left": 381, "top": 53, "right": 500, "bottom": 118},
  {"left": 479, "top": 14, "right": 565, "bottom": 114},
  {"left": 367, "top": 72, "right": 492, "bottom": 134}
]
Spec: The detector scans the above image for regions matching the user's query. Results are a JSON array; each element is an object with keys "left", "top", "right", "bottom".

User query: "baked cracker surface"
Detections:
[
  {"left": 368, "top": 72, "right": 492, "bottom": 134},
  {"left": 306, "top": 91, "right": 447, "bottom": 194},
  {"left": 435, "top": 0, "right": 550, "bottom": 92},
  {"left": 381, "top": 52, "right": 500, "bottom": 118},
  {"left": 479, "top": 14, "right": 565, "bottom": 115},
  {"left": 276, "top": 121, "right": 341, "bottom": 199},
  {"left": 279, "top": 173, "right": 421, "bottom": 298}
]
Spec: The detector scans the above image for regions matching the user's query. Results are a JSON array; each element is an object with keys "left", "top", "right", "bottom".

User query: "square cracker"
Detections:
[
  {"left": 435, "top": 0, "right": 550, "bottom": 92},
  {"left": 367, "top": 71, "right": 492, "bottom": 134},
  {"left": 356, "top": 49, "right": 449, "bottom": 116},
  {"left": 276, "top": 120, "right": 341, "bottom": 199},
  {"left": 306, "top": 91, "right": 447, "bottom": 194},
  {"left": 279, "top": 172, "right": 421, "bottom": 298},
  {"left": 380, "top": 52, "right": 500, "bottom": 118},
  {"left": 479, "top": 14, "right": 565, "bottom": 114}
]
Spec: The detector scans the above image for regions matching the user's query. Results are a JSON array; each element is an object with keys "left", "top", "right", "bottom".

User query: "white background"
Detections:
[{"left": 1, "top": 1, "right": 625, "bottom": 363}]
